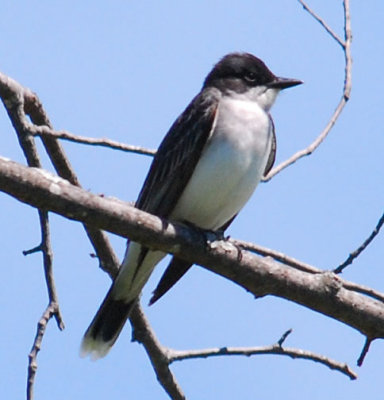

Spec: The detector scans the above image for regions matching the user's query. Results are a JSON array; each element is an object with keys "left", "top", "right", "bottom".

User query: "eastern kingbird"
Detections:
[{"left": 81, "top": 52, "right": 302, "bottom": 359}]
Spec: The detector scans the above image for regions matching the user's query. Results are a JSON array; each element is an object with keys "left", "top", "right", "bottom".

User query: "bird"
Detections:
[{"left": 81, "top": 52, "right": 302, "bottom": 359}]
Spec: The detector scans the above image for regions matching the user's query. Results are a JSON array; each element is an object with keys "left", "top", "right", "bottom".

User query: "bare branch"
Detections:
[
  {"left": 30, "top": 124, "right": 156, "bottom": 157},
  {"left": 232, "top": 239, "right": 321, "bottom": 274},
  {"left": 23, "top": 244, "right": 44, "bottom": 255},
  {"left": 4, "top": 87, "right": 66, "bottom": 323},
  {"left": 235, "top": 237, "right": 384, "bottom": 306},
  {"left": 169, "top": 343, "right": 357, "bottom": 380},
  {"left": 277, "top": 328, "right": 293, "bottom": 346},
  {"left": 232, "top": 239, "right": 384, "bottom": 304},
  {"left": 264, "top": 0, "right": 352, "bottom": 181},
  {"left": 343, "top": 0, "right": 353, "bottom": 99},
  {"left": 334, "top": 212, "right": 384, "bottom": 274},
  {"left": 38, "top": 211, "right": 65, "bottom": 329},
  {"left": 27, "top": 303, "right": 59, "bottom": 400},
  {"left": 342, "top": 281, "right": 384, "bottom": 304},
  {"left": 357, "top": 337, "right": 373, "bottom": 367},
  {"left": 132, "top": 316, "right": 357, "bottom": 385},
  {"left": 0, "top": 76, "right": 66, "bottom": 398},
  {"left": 0, "top": 71, "right": 186, "bottom": 399},
  {"left": 130, "top": 304, "right": 186, "bottom": 400},
  {"left": 0, "top": 70, "right": 120, "bottom": 277},
  {"left": 297, "top": 0, "right": 345, "bottom": 47},
  {"left": 2, "top": 157, "right": 384, "bottom": 343}
]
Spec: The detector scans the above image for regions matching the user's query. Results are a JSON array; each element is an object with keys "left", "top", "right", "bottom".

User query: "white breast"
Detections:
[{"left": 171, "top": 96, "right": 273, "bottom": 230}]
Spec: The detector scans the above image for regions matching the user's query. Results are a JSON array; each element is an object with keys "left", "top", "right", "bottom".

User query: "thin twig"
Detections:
[
  {"left": 298, "top": 0, "right": 345, "bottom": 48},
  {"left": 334, "top": 212, "right": 384, "bottom": 274},
  {"left": 23, "top": 244, "right": 43, "bottom": 256},
  {"left": 342, "top": 281, "right": 384, "bottom": 304},
  {"left": 30, "top": 125, "right": 156, "bottom": 156},
  {"left": 232, "top": 239, "right": 321, "bottom": 274},
  {"left": 169, "top": 344, "right": 357, "bottom": 380},
  {"left": 357, "top": 337, "right": 373, "bottom": 367},
  {"left": 264, "top": 0, "right": 352, "bottom": 181},
  {"left": 38, "top": 211, "right": 65, "bottom": 329},
  {"left": 277, "top": 329, "right": 293, "bottom": 346},
  {"left": 27, "top": 303, "right": 58, "bottom": 400}
]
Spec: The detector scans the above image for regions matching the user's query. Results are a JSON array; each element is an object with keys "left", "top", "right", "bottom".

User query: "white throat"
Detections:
[{"left": 228, "top": 86, "right": 280, "bottom": 112}]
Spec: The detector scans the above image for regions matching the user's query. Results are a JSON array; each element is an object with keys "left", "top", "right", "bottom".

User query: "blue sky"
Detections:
[{"left": 1, "top": 1, "right": 383, "bottom": 399}]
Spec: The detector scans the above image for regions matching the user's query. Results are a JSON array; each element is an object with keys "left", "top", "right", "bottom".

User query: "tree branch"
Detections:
[
  {"left": 27, "top": 303, "right": 60, "bottom": 400},
  {"left": 0, "top": 76, "right": 66, "bottom": 400},
  {"left": 130, "top": 305, "right": 186, "bottom": 400},
  {"left": 0, "top": 71, "right": 185, "bottom": 399},
  {"left": 264, "top": 0, "right": 352, "bottom": 181},
  {"left": 298, "top": 0, "right": 345, "bottom": 48},
  {"left": 334, "top": 212, "right": 384, "bottom": 274},
  {"left": 232, "top": 239, "right": 320, "bottom": 274},
  {"left": 169, "top": 343, "right": 357, "bottom": 380},
  {"left": 28, "top": 125, "right": 156, "bottom": 156},
  {"left": 0, "top": 70, "right": 120, "bottom": 278},
  {"left": 1, "top": 157, "right": 384, "bottom": 344},
  {"left": 357, "top": 337, "right": 373, "bottom": 367}
]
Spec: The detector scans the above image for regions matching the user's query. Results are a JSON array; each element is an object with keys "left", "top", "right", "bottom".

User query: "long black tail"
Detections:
[{"left": 80, "top": 287, "right": 136, "bottom": 359}]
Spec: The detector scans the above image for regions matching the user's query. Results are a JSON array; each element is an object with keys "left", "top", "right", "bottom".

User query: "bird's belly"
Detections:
[{"left": 171, "top": 116, "right": 272, "bottom": 230}]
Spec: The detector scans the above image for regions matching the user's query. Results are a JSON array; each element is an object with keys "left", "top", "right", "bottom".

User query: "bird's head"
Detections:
[{"left": 204, "top": 52, "right": 302, "bottom": 111}]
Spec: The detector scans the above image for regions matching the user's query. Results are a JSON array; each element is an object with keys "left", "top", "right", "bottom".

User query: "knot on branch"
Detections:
[{"left": 318, "top": 271, "right": 342, "bottom": 296}]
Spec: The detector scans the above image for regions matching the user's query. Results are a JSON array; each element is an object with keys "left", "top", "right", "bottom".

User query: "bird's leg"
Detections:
[{"left": 180, "top": 221, "right": 241, "bottom": 261}]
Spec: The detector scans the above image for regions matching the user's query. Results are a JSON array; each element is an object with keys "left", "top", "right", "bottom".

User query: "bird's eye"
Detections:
[{"left": 244, "top": 72, "right": 257, "bottom": 82}]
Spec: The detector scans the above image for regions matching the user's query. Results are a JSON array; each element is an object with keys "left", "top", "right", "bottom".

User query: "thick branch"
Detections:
[{"left": 1, "top": 157, "right": 384, "bottom": 342}]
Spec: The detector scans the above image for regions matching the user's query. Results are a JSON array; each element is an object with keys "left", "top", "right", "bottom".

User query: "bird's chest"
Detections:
[
  {"left": 171, "top": 98, "right": 272, "bottom": 229},
  {"left": 211, "top": 98, "right": 272, "bottom": 174}
]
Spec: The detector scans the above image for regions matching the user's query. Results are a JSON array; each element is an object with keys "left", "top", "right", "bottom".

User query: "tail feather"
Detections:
[
  {"left": 80, "top": 289, "right": 136, "bottom": 360},
  {"left": 81, "top": 242, "right": 165, "bottom": 359}
]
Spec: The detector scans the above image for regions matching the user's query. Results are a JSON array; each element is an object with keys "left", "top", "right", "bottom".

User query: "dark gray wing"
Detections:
[
  {"left": 263, "top": 116, "right": 276, "bottom": 176},
  {"left": 149, "top": 257, "right": 191, "bottom": 305},
  {"left": 134, "top": 88, "right": 219, "bottom": 303},
  {"left": 136, "top": 88, "right": 220, "bottom": 217}
]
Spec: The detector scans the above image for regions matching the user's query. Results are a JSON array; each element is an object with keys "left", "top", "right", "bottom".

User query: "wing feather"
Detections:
[
  {"left": 136, "top": 88, "right": 220, "bottom": 217},
  {"left": 263, "top": 115, "right": 276, "bottom": 176}
]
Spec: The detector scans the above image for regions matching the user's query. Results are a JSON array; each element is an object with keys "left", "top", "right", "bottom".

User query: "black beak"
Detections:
[{"left": 268, "top": 77, "right": 303, "bottom": 90}]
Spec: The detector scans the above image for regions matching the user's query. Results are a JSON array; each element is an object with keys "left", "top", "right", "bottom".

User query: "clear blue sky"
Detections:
[{"left": 1, "top": 1, "right": 383, "bottom": 399}]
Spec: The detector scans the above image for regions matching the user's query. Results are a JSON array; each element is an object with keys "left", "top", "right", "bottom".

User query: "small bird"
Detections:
[{"left": 81, "top": 52, "right": 302, "bottom": 359}]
